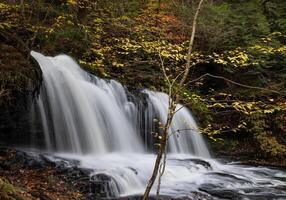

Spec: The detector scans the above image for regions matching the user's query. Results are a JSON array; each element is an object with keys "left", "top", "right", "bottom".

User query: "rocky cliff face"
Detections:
[{"left": 0, "top": 44, "right": 39, "bottom": 147}]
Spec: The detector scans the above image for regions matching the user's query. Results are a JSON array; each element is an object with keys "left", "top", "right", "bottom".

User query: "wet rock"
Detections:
[
  {"left": 127, "top": 167, "right": 138, "bottom": 175},
  {"left": 39, "top": 154, "right": 57, "bottom": 167},
  {"left": 170, "top": 158, "right": 212, "bottom": 170},
  {"left": 188, "top": 158, "right": 212, "bottom": 169},
  {"left": 91, "top": 173, "right": 112, "bottom": 182},
  {"left": 53, "top": 162, "right": 93, "bottom": 195},
  {"left": 55, "top": 160, "right": 71, "bottom": 172},
  {"left": 110, "top": 194, "right": 205, "bottom": 200},
  {"left": 31, "top": 190, "right": 52, "bottom": 200},
  {"left": 0, "top": 149, "right": 48, "bottom": 170},
  {"left": 0, "top": 160, "right": 11, "bottom": 170},
  {"left": 199, "top": 183, "right": 244, "bottom": 200},
  {"left": 245, "top": 193, "right": 286, "bottom": 200},
  {"left": 206, "top": 172, "right": 252, "bottom": 184},
  {"left": 89, "top": 173, "right": 121, "bottom": 199}
]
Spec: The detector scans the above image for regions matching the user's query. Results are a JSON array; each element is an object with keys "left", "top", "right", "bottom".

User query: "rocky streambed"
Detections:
[
  {"left": 1, "top": 148, "right": 286, "bottom": 200},
  {"left": 0, "top": 148, "right": 211, "bottom": 200}
]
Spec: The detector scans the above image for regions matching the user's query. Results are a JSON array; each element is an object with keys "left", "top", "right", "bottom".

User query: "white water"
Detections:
[
  {"left": 31, "top": 51, "right": 208, "bottom": 156},
  {"left": 144, "top": 91, "right": 210, "bottom": 157},
  {"left": 32, "top": 51, "right": 143, "bottom": 154},
  {"left": 31, "top": 51, "right": 286, "bottom": 199},
  {"left": 48, "top": 153, "right": 286, "bottom": 199}
]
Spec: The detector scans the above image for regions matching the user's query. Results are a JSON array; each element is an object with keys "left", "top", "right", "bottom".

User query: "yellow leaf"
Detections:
[{"left": 67, "top": 0, "right": 77, "bottom": 6}]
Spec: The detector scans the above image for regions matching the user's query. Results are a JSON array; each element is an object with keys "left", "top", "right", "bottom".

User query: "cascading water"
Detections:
[
  {"left": 30, "top": 51, "right": 286, "bottom": 199},
  {"left": 31, "top": 51, "right": 144, "bottom": 154},
  {"left": 144, "top": 91, "right": 210, "bottom": 157},
  {"left": 31, "top": 51, "right": 207, "bottom": 156}
]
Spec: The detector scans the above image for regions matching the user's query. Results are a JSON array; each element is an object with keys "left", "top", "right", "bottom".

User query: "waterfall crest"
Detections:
[{"left": 31, "top": 51, "right": 209, "bottom": 157}]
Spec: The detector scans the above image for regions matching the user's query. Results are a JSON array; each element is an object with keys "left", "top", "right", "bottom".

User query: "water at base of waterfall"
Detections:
[
  {"left": 47, "top": 153, "right": 286, "bottom": 199},
  {"left": 29, "top": 51, "right": 286, "bottom": 199}
]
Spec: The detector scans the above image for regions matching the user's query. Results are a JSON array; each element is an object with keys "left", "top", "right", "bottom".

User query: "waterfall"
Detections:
[
  {"left": 28, "top": 51, "right": 286, "bottom": 199},
  {"left": 31, "top": 51, "right": 143, "bottom": 154},
  {"left": 31, "top": 51, "right": 209, "bottom": 157}
]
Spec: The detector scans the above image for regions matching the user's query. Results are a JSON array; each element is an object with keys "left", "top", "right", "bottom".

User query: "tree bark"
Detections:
[{"left": 142, "top": 103, "right": 176, "bottom": 200}]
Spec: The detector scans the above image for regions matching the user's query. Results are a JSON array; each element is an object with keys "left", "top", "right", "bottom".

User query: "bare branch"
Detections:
[
  {"left": 179, "top": 0, "right": 204, "bottom": 87},
  {"left": 187, "top": 73, "right": 286, "bottom": 95},
  {"left": 159, "top": 54, "right": 171, "bottom": 86},
  {"left": 159, "top": 53, "right": 173, "bottom": 99},
  {"left": 170, "top": 70, "right": 185, "bottom": 90},
  {"left": 168, "top": 128, "right": 196, "bottom": 139}
]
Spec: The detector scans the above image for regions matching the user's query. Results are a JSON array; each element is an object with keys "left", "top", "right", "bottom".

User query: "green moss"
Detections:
[{"left": 0, "top": 179, "right": 17, "bottom": 200}]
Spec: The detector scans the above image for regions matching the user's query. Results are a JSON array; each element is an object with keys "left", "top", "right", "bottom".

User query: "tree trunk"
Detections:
[{"left": 142, "top": 0, "right": 204, "bottom": 199}]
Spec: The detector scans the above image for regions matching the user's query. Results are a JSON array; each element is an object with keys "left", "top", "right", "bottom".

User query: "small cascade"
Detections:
[
  {"left": 31, "top": 51, "right": 210, "bottom": 156},
  {"left": 144, "top": 91, "right": 210, "bottom": 157}
]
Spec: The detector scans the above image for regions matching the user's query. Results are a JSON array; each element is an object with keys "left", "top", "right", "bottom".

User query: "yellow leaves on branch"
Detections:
[
  {"left": 54, "top": 14, "right": 74, "bottom": 28},
  {"left": 226, "top": 50, "right": 249, "bottom": 67},
  {"left": 0, "top": 3, "right": 20, "bottom": 30},
  {"left": 250, "top": 32, "right": 286, "bottom": 55},
  {"left": 231, "top": 101, "right": 282, "bottom": 115},
  {"left": 256, "top": 133, "right": 286, "bottom": 156},
  {"left": 112, "top": 61, "right": 124, "bottom": 68},
  {"left": 115, "top": 38, "right": 185, "bottom": 63},
  {"left": 67, "top": 0, "right": 77, "bottom": 6},
  {"left": 202, "top": 98, "right": 285, "bottom": 139}
]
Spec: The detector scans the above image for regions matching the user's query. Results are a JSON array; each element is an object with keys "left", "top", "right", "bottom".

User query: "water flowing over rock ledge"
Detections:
[{"left": 30, "top": 51, "right": 210, "bottom": 157}]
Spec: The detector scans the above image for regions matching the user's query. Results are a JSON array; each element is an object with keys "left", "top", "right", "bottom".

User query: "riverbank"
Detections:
[{"left": 0, "top": 148, "right": 84, "bottom": 200}]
